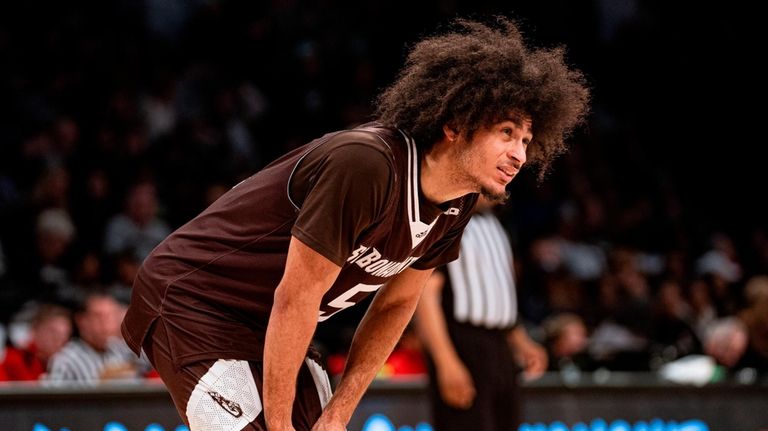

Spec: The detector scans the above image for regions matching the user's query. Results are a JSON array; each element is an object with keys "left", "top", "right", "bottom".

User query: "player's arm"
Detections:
[
  {"left": 263, "top": 236, "right": 341, "bottom": 431},
  {"left": 413, "top": 271, "right": 476, "bottom": 409},
  {"left": 313, "top": 267, "right": 433, "bottom": 429}
]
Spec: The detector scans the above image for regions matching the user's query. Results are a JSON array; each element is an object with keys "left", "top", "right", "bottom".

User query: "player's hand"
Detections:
[{"left": 436, "top": 358, "right": 476, "bottom": 409}]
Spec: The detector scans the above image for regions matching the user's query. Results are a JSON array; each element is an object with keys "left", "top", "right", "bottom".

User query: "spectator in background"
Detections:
[
  {"left": 543, "top": 312, "right": 594, "bottom": 372},
  {"left": 734, "top": 276, "right": 768, "bottom": 370},
  {"left": 703, "top": 277, "right": 768, "bottom": 372},
  {"left": 415, "top": 196, "right": 547, "bottom": 431},
  {"left": 103, "top": 181, "right": 170, "bottom": 261},
  {"left": 704, "top": 317, "right": 748, "bottom": 370},
  {"left": 71, "top": 167, "right": 116, "bottom": 251},
  {"left": 648, "top": 279, "right": 702, "bottom": 367},
  {"left": 688, "top": 277, "right": 718, "bottom": 343},
  {"left": 696, "top": 233, "right": 743, "bottom": 317},
  {"left": 46, "top": 292, "right": 144, "bottom": 383},
  {"left": 588, "top": 249, "right": 652, "bottom": 370},
  {"left": 1, "top": 304, "right": 72, "bottom": 381},
  {"left": 70, "top": 250, "right": 103, "bottom": 290},
  {"left": 107, "top": 250, "right": 141, "bottom": 305},
  {"left": 31, "top": 166, "right": 71, "bottom": 212},
  {"left": 26, "top": 208, "right": 78, "bottom": 304}
]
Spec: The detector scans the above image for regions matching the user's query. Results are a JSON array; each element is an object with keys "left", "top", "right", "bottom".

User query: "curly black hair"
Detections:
[{"left": 375, "top": 17, "right": 590, "bottom": 177}]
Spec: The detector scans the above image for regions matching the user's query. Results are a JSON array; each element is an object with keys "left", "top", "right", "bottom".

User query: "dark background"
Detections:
[
  {"left": 2, "top": 0, "right": 764, "bottom": 229},
  {"left": 1, "top": 0, "right": 766, "bottom": 357}
]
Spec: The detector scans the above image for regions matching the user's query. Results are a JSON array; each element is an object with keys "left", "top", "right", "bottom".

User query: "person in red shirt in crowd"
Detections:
[{"left": 1, "top": 304, "right": 72, "bottom": 380}]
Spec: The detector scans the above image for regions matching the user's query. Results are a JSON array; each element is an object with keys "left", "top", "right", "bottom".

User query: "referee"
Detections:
[{"left": 415, "top": 196, "right": 547, "bottom": 431}]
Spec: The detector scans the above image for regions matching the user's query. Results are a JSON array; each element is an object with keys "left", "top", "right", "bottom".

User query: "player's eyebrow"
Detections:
[{"left": 502, "top": 116, "right": 533, "bottom": 135}]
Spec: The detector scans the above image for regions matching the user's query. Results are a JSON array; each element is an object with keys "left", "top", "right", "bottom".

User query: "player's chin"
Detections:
[{"left": 479, "top": 184, "right": 510, "bottom": 204}]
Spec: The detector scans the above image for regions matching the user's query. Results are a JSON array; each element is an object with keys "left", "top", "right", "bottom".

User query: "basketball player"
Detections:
[{"left": 121, "top": 18, "right": 589, "bottom": 431}]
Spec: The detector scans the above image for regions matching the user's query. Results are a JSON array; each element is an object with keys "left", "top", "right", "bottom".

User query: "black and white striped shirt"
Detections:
[
  {"left": 444, "top": 211, "right": 517, "bottom": 329},
  {"left": 44, "top": 337, "right": 141, "bottom": 384}
]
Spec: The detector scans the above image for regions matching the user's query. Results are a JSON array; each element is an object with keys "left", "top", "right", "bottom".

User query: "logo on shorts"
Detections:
[{"left": 207, "top": 390, "right": 243, "bottom": 418}]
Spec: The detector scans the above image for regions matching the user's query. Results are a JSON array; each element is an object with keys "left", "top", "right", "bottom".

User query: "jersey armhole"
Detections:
[
  {"left": 286, "top": 130, "right": 398, "bottom": 216},
  {"left": 286, "top": 140, "right": 326, "bottom": 211}
]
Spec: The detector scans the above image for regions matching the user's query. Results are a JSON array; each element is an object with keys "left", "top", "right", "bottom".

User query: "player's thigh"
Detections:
[
  {"left": 184, "top": 359, "right": 267, "bottom": 431},
  {"left": 175, "top": 357, "right": 330, "bottom": 431},
  {"left": 165, "top": 359, "right": 331, "bottom": 431},
  {"left": 143, "top": 321, "right": 265, "bottom": 430},
  {"left": 144, "top": 321, "right": 331, "bottom": 430}
]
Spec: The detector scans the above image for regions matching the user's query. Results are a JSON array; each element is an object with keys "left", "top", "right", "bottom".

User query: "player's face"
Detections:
[{"left": 457, "top": 116, "right": 531, "bottom": 202}]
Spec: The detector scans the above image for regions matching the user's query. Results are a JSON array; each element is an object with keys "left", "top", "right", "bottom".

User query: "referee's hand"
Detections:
[{"left": 436, "top": 358, "right": 476, "bottom": 409}]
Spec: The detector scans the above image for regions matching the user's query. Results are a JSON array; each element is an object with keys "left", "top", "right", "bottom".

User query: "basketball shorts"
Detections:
[{"left": 142, "top": 319, "right": 332, "bottom": 431}]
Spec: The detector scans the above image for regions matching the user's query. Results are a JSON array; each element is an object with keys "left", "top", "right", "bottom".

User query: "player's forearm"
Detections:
[
  {"left": 264, "top": 237, "right": 341, "bottom": 429},
  {"left": 263, "top": 285, "right": 322, "bottom": 429},
  {"left": 324, "top": 296, "right": 418, "bottom": 424},
  {"left": 322, "top": 269, "right": 432, "bottom": 423}
]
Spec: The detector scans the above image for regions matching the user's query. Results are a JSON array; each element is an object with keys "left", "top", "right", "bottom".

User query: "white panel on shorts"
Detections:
[
  {"left": 304, "top": 358, "right": 333, "bottom": 408},
  {"left": 186, "top": 359, "right": 263, "bottom": 431}
]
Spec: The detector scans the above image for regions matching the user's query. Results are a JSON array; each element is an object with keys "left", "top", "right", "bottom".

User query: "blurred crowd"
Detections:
[{"left": 1, "top": 1, "right": 766, "bottom": 384}]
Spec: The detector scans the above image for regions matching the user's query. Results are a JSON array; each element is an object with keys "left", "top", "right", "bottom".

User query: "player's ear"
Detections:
[{"left": 442, "top": 123, "right": 459, "bottom": 142}]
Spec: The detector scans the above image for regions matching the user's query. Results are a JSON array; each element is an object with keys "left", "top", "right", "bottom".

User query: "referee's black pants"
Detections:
[{"left": 425, "top": 322, "right": 521, "bottom": 431}]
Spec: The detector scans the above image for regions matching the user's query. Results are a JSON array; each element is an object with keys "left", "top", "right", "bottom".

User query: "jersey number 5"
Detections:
[{"left": 317, "top": 283, "right": 384, "bottom": 322}]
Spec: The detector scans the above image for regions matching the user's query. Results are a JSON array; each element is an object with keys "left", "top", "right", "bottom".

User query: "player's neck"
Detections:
[{"left": 420, "top": 146, "right": 475, "bottom": 204}]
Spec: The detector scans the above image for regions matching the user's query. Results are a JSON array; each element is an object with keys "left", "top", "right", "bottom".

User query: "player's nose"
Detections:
[{"left": 507, "top": 140, "right": 527, "bottom": 166}]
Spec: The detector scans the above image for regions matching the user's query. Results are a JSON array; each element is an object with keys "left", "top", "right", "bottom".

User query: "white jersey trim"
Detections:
[
  {"left": 399, "top": 129, "right": 439, "bottom": 249},
  {"left": 304, "top": 357, "right": 333, "bottom": 408}
]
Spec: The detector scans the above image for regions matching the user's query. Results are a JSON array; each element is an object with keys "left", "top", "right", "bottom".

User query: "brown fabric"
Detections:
[
  {"left": 122, "top": 123, "right": 477, "bottom": 368},
  {"left": 142, "top": 319, "right": 323, "bottom": 430},
  {"left": 740, "top": 301, "right": 768, "bottom": 362},
  {"left": 290, "top": 135, "right": 394, "bottom": 266},
  {"left": 425, "top": 322, "right": 521, "bottom": 431}
]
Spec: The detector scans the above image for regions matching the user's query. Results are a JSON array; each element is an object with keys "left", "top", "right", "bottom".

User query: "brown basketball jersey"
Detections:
[{"left": 122, "top": 123, "right": 477, "bottom": 367}]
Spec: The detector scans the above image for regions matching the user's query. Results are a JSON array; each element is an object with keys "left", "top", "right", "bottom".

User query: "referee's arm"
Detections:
[{"left": 414, "top": 271, "right": 476, "bottom": 409}]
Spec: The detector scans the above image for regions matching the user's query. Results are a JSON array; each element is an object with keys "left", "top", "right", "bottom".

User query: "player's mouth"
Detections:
[{"left": 497, "top": 166, "right": 518, "bottom": 183}]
